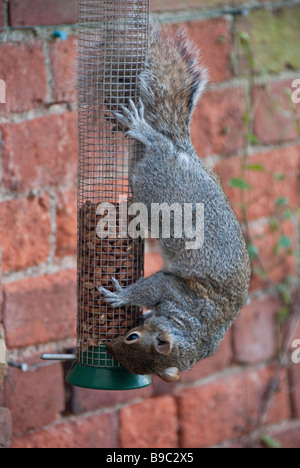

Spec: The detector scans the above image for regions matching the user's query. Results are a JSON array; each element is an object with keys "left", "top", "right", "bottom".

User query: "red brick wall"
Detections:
[{"left": 1, "top": 0, "right": 300, "bottom": 449}]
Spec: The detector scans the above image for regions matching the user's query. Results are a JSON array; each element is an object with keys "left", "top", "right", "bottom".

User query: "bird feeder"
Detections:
[{"left": 65, "top": 0, "right": 151, "bottom": 390}]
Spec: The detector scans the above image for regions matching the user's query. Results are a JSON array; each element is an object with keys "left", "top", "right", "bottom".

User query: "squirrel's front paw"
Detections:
[
  {"left": 113, "top": 99, "right": 145, "bottom": 136},
  {"left": 97, "top": 277, "right": 127, "bottom": 308}
]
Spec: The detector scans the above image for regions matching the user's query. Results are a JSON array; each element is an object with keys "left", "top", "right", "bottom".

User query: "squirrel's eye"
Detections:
[{"left": 125, "top": 333, "right": 140, "bottom": 343}]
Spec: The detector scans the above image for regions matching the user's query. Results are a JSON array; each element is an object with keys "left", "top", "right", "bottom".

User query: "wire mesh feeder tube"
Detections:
[{"left": 66, "top": 0, "right": 151, "bottom": 390}]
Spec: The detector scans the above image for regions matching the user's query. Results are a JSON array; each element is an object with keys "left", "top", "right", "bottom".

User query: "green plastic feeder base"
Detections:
[
  {"left": 66, "top": 346, "right": 151, "bottom": 390},
  {"left": 66, "top": 362, "right": 151, "bottom": 390}
]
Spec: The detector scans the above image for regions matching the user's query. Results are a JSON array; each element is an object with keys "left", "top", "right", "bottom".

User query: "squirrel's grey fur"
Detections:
[{"left": 99, "top": 27, "right": 251, "bottom": 382}]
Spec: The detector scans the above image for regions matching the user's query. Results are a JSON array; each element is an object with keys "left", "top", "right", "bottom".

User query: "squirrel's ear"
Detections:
[
  {"left": 142, "top": 310, "right": 154, "bottom": 322},
  {"left": 158, "top": 367, "right": 180, "bottom": 382},
  {"left": 153, "top": 334, "right": 172, "bottom": 356}
]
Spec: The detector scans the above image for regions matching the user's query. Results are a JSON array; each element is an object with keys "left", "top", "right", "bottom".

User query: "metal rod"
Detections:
[{"left": 40, "top": 354, "right": 76, "bottom": 361}]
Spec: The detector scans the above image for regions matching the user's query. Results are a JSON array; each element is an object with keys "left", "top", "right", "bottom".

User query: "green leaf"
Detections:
[
  {"left": 284, "top": 87, "right": 293, "bottom": 99},
  {"left": 253, "top": 266, "right": 268, "bottom": 278},
  {"left": 246, "top": 133, "right": 260, "bottom": 144},
  {"left": 243, "top": 111, "right": 251, "bottom": 125},
  {"left": 260, "top": 435, "right": 281, "bottom": 449},
  {"left": 270, "top": 218, "right": 280, "bottom": 231},
  {"left": 230, "top": 51, "right": 239, "bottom": 72},
  {"left": 248, "top": 244, "right": 259, "bottom": 260},
  {"left": 277, "top": 281, "right": 293, "bottom": 305},
  {"left": 276, "top": 197, "right": 289, "bottom": 206},
  {"left": 229, "top": 178, "right": 252, "bottom": 190},
  {"left": 274, "top": 173, "right": 286, "bottom": 181},
  {"left": 245, "top": 163, "right": 265, "bottom": 171},
  {"left": 278, "top": 235, "right": 292, "bottom": 249},
  {"left": 238, "top": 31, "right": 251, "bottom": 47},
  {"left": 284, "top": 209, "right": 293, "bottom": 220},
  {"left": 277, "top": 307, "right": 290, "bottom": 323},
  {"left": 217, "top": 34, "right": 227, "bottom": 44}
]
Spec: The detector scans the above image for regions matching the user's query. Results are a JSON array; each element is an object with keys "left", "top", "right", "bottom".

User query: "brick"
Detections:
[
  {"left": 56, "top": 187, "right": 77, "bottom": 258},
  {"left": 191, "top": 86, "right": 246, "bottom": 158},
  {"left": 50, "top": 36, "right": 78, "bottom": 104},
  {"left": 171, "top": 18, "right": 232, "bottom": 84},
  {"left": 177, "top": 365, "right": 291, "bottom": 448},
  {"left": 235, "top": 7, "right": 300, "bottom": 75},
  {"left": 9, "top": 0, "right": 78, "bottom": 27},
  {"left": 1, "top": 111, "right": 78, "bottom": 191},
  {"left": 145, "top": 251, "right": 163, "bottom": 277},
  {"left": 0, "top": 0, "right": 4, "bottom": 29},
  {"left": 6, "top": 358, "right": 65, "bottom": 434},
  {"left": 120, "top": 395, "right": 178, "bottom": 448},
  {"left": 0, "top": 408, "right": 12, "bottom": 448},
  {"left": 0, "top": 41, "right": 47, "bottom": 114},
  {"left": 253, "top": 80, "right": 300, "bottom": 145},
  {"left": 215, "top": 146, "right": 300, "bottom": 222},
  {"left": 0, "top": 195, "right": 51, "bottom": 273},
  {"left": 11, "top": 411, "right": 119, "bottom": 448},
  {"left": 3, "top": 270, "right": 77, "bottom": 348},
  {"left": 232, "top": 295, "right": 280, "bottom": 364}
]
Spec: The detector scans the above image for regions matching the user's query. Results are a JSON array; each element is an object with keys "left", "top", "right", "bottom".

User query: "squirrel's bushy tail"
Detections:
[{"left": 139, "top": 28, "right": 208, "bottom": 148}]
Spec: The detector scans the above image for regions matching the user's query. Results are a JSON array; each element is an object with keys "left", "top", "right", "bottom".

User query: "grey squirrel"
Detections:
[{"left": 98, "top": 27, "right": 251, "bottom": 382}]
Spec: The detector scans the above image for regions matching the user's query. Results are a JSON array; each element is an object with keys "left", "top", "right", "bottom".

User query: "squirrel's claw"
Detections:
[
  {"left": 128, "top": 99, "right": 139, "bottom": 119},
  {"left": 111, "top": 277, "right": 123, "bottom": 293},
  {"left": 138, "top": 98, "right": 145, "bottom": 118},
  {"left": 112, "top": 111, "right": 130, "bottom": 129}
]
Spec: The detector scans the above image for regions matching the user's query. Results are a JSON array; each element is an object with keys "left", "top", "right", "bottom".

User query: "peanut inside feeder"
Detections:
[{"left": 77, "top": 200, "right": 142, "bottom": 353}]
